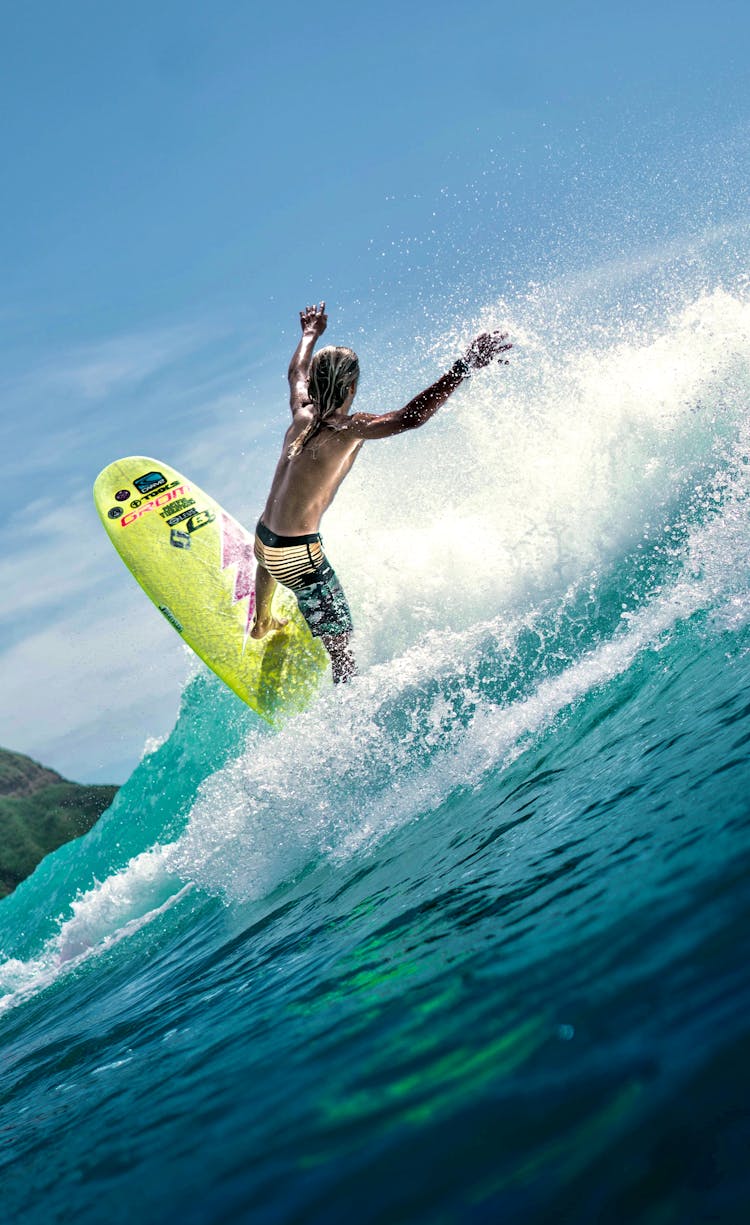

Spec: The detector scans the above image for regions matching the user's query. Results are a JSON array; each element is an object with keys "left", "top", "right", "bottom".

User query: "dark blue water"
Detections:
[{"left": 2, "top": 282, "right": 750, "bottom": 1223}]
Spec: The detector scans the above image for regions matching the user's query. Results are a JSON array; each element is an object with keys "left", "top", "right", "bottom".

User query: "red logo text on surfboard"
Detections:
[
  {"left": 220, "top": 513, "right": 256, "bottom": 643},
  {"left": 120, "top": 485, "right": 191, "bottom": 527}
]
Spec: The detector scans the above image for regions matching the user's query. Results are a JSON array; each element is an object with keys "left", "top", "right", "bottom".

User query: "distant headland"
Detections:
[{"left": 0, "top": 748, "right": 118, "bottom": 897}]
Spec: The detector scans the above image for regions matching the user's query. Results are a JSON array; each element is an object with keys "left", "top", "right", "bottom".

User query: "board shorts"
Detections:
[{"left": 254, "top": 520, "right": 353, "bottom": 639}]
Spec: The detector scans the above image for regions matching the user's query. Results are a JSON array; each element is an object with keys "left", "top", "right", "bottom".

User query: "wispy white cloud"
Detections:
[
  {"left": 5, "top": 323, "right": 213, "bottom": 404},
  {"left": 0, "top": 493, "right": 109, "bottom": 627},
  {"left": 553, "top": 217, "right": 750, "bottom": 300},
  {"left": 0, "top": 569, "right": 190, "bottom": 783},
  {"left": 0, "top": 318, "right": 271, "bottom": 493}
]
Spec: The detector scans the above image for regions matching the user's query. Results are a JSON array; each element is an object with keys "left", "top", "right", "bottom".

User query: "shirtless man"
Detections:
[{"left": 251, "top": 302, "right": 512, "bottom": 682}]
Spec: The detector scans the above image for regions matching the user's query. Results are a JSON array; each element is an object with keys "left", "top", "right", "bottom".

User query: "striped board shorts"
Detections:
[{"left": 254, "top": 520, "right": 353, "bottom": 639}]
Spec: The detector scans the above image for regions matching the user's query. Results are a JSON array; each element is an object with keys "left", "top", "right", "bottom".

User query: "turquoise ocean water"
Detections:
[{"left": 2, "top": 271, "right": 750, "bottom": 1222}]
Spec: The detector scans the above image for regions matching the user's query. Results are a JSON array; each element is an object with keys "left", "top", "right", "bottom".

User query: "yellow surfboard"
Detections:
[{"left": 94, "top": 457, "right": 329, "bottom": 726}]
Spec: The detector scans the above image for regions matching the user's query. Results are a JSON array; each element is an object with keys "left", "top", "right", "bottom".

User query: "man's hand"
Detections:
[
  {"left": 288, "top": 302, "right": 328, "bottom": 414},
  {"left": 464, "top": 331, "right": 512, "bottom": 371},
  {"left": 300, "top": 302, "right": 328, "bottom": 338}
]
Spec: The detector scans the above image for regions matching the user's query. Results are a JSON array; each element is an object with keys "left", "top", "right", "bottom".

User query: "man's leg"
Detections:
[
  {"left": 250, "top": 563, "right": 288, "bottom": 639},
  {"left": 320, "top": 631, "right": 356, "bottom": 683},
  {"left": 292, "top": 553, "right": 354, "bottom": 680}
]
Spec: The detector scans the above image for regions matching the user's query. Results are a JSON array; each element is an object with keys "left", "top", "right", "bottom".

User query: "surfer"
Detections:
[{"left": 251, "top": 302, "right": 512, "bottom": 682}]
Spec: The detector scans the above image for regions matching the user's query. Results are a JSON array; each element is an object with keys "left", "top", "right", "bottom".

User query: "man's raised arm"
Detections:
[
  {"left": 288, "top": 302, "right": 327, "bottom": 415},
  {"left": 347, "top": 330, "right": 512, "bottom": 441}
]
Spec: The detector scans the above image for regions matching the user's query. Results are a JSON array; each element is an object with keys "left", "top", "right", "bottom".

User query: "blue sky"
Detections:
[{"left": 2, "top": 0, "right": 749, "bottom": 782}]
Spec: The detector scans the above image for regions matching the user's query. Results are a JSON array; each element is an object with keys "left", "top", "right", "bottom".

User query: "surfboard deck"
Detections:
[{"left": 94, "top": 457, "right": 329, "bottom": 726}]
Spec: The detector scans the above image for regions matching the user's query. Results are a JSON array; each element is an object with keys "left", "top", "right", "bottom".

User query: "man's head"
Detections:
[{"left": 309, "top": 346, "right": 360, "bottom": 418}]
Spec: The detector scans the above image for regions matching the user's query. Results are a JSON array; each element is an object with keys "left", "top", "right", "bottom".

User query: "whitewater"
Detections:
[{"left": 2, "top": 264, "right": 750, "bottom": 1223}]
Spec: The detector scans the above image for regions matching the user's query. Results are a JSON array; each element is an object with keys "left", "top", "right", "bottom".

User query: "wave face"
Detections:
[{"left": 3, "top": 272, "right": 750, "bottom": 1224}]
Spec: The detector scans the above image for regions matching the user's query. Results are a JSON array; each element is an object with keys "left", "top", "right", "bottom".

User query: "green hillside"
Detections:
[{"left": 0, "top": 748, "right": 118, "bottom": 897}]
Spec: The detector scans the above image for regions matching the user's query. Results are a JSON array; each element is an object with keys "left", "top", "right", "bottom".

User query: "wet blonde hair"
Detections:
[{"left": 287, "top": 345, "right": 360, "bottom": 459}]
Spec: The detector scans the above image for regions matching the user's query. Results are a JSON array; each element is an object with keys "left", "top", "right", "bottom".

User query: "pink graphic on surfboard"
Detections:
[{"left": 220, "top": 513, "right": 257, "bottom": 641}]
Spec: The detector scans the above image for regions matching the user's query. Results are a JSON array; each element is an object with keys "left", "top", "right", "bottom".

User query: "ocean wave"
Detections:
[{"left": 2, "top": 277, "right": 750, "bottom": 1007}]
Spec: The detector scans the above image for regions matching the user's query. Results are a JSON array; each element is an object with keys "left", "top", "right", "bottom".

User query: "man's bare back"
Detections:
[
  {"left": 260, "top": 403, "right": 364, "bottom": 536},
  {"left": 251, "top": 302, "right": 512, "bottom": 682}
]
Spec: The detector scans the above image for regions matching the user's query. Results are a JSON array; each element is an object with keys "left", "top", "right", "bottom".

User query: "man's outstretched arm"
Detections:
[
  {"left": 347, "top": 330, "right": 512, "bottom": 441},
  {"left": 288, "top": 302, "right": 327, "bottom": 415}
]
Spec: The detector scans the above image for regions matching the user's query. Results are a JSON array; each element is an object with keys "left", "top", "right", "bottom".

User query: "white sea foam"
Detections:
[
  {"left": 170, "top": 572, "right": 718, "bottom": 904},
  {"left": 333, "top": 283, "right": 750, "bottom": 661},
  {"left": 0, "top": 849, "right": 190, "bottom": 1013}
]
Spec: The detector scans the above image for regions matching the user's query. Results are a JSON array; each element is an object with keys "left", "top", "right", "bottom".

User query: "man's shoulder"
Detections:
[
  {"left": 339, "top": 410, "right": 391, "bottom": 441},
  {"left": 321, "top": 412, "right": 361, "bottom": 439}
]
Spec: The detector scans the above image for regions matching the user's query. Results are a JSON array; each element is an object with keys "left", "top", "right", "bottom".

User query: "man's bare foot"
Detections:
[{"left": 250, "top": 615, "right": 288, "bottom": 640}]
